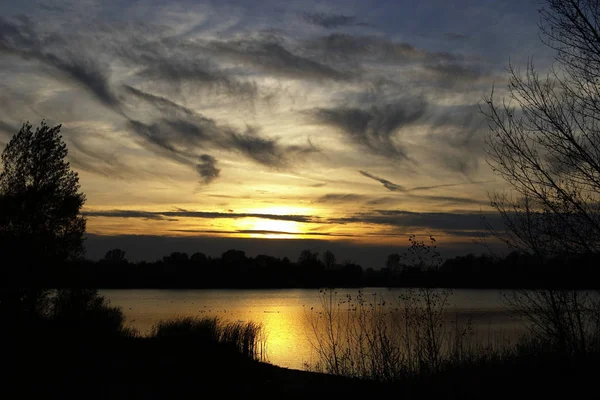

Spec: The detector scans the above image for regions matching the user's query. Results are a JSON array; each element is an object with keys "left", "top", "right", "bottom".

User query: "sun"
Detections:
[
  {"left": 251, "top": 219, "right": 300, "bottom": 238},
  {"left": 236, "top": 206, "right": 311, "bottom": 239}
]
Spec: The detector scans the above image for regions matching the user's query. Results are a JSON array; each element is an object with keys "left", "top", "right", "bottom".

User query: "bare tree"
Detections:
[
  {"left": 482, "top": 0, "right": 600, "bottom": 258},
  {"left": 482, "top": 0, "right": 600, "bottom": 356}
]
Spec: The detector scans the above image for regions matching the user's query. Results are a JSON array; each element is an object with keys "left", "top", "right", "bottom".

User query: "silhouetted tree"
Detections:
[
  {"left": 386, "top": 253, "right": 401, "bottom": 274},
  {"left": 104, "top": 248, "right": 127, "bottom": 264},
  {"left": 222, "top": 249, "right": 245, "bottom": 264},
  {"left": 482, "top": 0, "right": 600, "bottom": 258},
  {"left": 191, "top": 252, "right": 208, "bottom": 263},
  {"left": 0, "top": 121, "right": 86, "bottom": 266},
  {"left": 163, "top": 252, "right": 189, "bottom": 263},
  {"left": 323, "top": 250, "right": 336, "bottom": 269},
  {"left": 298, "top": 249, "right": 319, "bottom": 266},
  {"left": 483, "top": 0, "right": 600, "bottom": 357}
]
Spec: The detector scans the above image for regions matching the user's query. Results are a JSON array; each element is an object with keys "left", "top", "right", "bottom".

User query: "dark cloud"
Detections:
[
  {"left": 125, "top": 86, "right": 317, "bottom": 169},
  {"left": 84, "top": 210, "right": 166, "bottom": 220},
  {"left": 359, "top": 170, "right": 404, "bottom": 191},
  {"left": 228, "top": 127, "right": 288, "bottom": 167},
  {"left": 316, "top": 193, "right": 367, "bottom": 203},
  {"left": 84, "top": 207, "right": 497, "bottom": 234},
  {"left": 196, "top": 154, "right": 220, "bottom": 184},
  {"left": 0, "top": 17, "right": 120, "bottom": 111},
  {"left": 127, "top": 119, "right": 197, "bottom": 164},
  {"left": 359, "top": 170, "right": 488, "bottom": 196},
  {"left": 331, "top": 209, "right": 501, "bottom": 232},
  {"left": 112, "top": 32, "right": 257, "bottom": 98},
  {"left": 123, "top": 85, "right": 200, "bottom": 118},
  {"left": 210, "top": 37, "right": 352, "bottom": 81},
  {"left": 406, "top": 194, "right": 484, "bottom": 206},
  {"left": 84, "top": 209, "right": 321, "bottom": 223},
  {"left": 422, "top": 63, "right": 487, "bottom": 84},
  {"left": 302, "top": 13, "right": 358, "bottom": 29},
  {"left": 443, "top": 33, "right": 468, "bottom": 41},
  {"left": 303, "top": 34, "right": 457, "bottom": 65},
  {"left": 312, "top": 100, "right": 426, "bottom": 159}
]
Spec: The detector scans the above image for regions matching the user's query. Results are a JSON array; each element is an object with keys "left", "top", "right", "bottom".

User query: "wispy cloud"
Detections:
[
  {"left": 359, "top": 170, "right": 404, "bottom": 191},
  {"left": 125, "top": 86, "right": 317, "bottom": 169},
  {"left": 209, "top": 36, "right": 353, "bottom": 81},
  {"left": 312, "top": 100, "right": 426, "bottom": 160},
  {"left": 359, "top": 170, "right": 488, "bottom": 194},
  {"left": 0, "top": 17, "right": 121, "bottom": 111},
  {"left": 301, "top": 12, "right": 362, "bottom": 29}
]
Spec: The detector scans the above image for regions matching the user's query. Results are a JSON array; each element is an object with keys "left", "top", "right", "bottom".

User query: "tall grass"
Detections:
[
  {"left": 305, "top": 288, "right": 515, "bottom": 381},
  {"left": 151, "top": 316, "right": 266, "bottom": 361}
]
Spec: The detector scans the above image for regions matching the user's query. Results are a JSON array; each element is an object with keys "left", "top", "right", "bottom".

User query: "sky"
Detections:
[{"left": 0, "top": 0, "right": 556, "bottom": 266}]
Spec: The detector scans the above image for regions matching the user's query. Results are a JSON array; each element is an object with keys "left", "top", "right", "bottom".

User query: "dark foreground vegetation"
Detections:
[
  {"left": 3, "top": 288, "right": 600, "bottom": 399},
  {"left": 5, "top": 246, "right": 600, "bottom": 289}
]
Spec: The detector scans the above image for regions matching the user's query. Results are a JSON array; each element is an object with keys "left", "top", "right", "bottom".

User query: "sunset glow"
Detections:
[{"left": 0, "top": 0, "right": 552, "bottom": 264}]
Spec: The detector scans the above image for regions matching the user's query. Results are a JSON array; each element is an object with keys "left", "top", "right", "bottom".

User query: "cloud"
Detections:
[
  {"left": 123, "top": 84, "right": 202, "bottom": 118},
  {"left": 316, "top": 193, "right": 368, "bottom": 203},
  {"left": 196, "top": 154, "right": 220, "bottom": 184},
  {"left": 330, "top": 209, "right": 501, "bottom": 232},
  {"left": 302, "top": 12, "right": 359, "bottom": 29},
  {"left": 359, "top": 170, "right": 404, "bottom": 191},
  {"left": 303, "top": 34, "right": 457, "bottom": 65},
  {"left": 209, "top": 37, "right": 352, "bottom": 81},
  {"left": 125, "top": 87, "right": 317, "bottom": 169},
  {"left": 359, "top": 170, "right": 488, "bottom": 195},
  {"left": 112, "top": 31, "right": 257, "bottom": 98},
  {"left": 312, "top": 100, "right": 426, "bottom": 160},
  {"left": 443, "top": 33, "right": 468, "bottom": 41},
  {"left": 0, "top": 120, "right": 17, "bottom": 135},
  {"left": 0, "top": 17, "right": 120, "bottom": 111},
  {"left": 421, "top": 63, "right": 488, "bottom": 85},
  {"left": 170, "top": 229, "right": 354, "bottom": 237},
  {"left": 84, "top": 209, "right": 321, "bottom": 223}
]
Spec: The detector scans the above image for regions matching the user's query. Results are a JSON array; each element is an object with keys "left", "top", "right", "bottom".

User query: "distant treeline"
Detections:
[{"left": 3, "top": 248, "right": 600, "bottom": 289}]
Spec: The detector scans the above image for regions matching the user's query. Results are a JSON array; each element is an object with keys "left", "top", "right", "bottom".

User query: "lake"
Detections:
[{"left": 101, "top": 288, "right": 526, "bottom": 370}]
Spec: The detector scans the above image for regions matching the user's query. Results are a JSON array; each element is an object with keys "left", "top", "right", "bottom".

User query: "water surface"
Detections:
[{"left": 102, "top": 288, "right": 525, "bottom": 370}]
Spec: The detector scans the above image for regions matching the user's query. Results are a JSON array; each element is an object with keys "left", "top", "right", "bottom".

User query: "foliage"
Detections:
[
  {"left": 0, "top": 121, "right": 86, "bottom": 266},
  {"left": 49, "top": 289, "right": 136, "bottom": 338},
  {"left": 402, "top": 235, "right": 442, "bottom": 272},
  {"left": 103, "top": 248, "right": 127, "bottom": 264},
  {"left": 323, "top": 250, "right": 336, "bottom": 269},
  {"left": 151, "top": 316, "right": 266, "bottom": 361}
]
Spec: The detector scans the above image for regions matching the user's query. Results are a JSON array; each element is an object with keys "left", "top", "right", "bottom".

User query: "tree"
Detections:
[
  {"left": 482, "top": 0, "right": 600, "bottom": 356},
  {"left": 298, "top": 249, "right": 319, "bottom": 266},
  {"left": 322, "top": 250, "right": 336, "bottom": 269},
  {"left": 0, "top": 121, "right": 86, "bottom": 267},
  {"left": 386, "top": 253, "right": 401, "bottom": 274},
  {"left": 103, "top": 248, "right": 127, "bottom": 264},
  {"left": 482, "top": 0, "right": 600, "bottom": 258},
  {"left": 190, "top": 252, "right": 208, "bottom": 263}
]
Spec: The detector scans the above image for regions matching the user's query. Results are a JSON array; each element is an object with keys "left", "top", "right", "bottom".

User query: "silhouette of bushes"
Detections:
[
  {"left": 151, "top": 316, "right": 265, "bottom": 361},
  {"left": 49, "top": 289, "right": 136, "bottom": 338}
]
